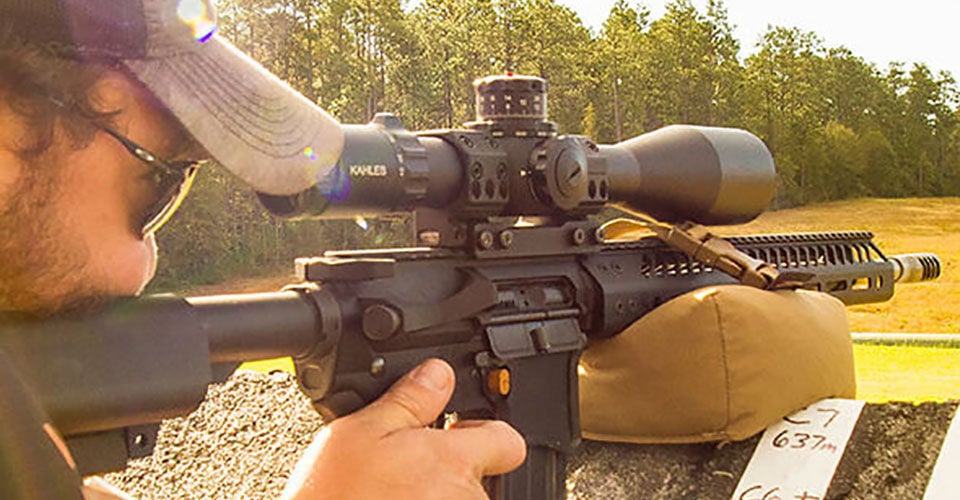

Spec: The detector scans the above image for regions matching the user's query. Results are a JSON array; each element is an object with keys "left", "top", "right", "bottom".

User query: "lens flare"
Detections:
[
  {"left": 354, "top": 217, "right": 369, "bottom": 231},
  {"left": 317, "top": 165, "right": 351, "bottom": 202},
  {"left": 177, "top": 0, "right": 217, "bottom": 43},
  {"left": 304, "top": 147, "right": 318, "bottom": 161}
]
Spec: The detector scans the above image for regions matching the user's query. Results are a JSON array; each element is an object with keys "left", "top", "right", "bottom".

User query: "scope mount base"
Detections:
[{"left": 412, "top": 208, "right": 602, "bottom": 259}]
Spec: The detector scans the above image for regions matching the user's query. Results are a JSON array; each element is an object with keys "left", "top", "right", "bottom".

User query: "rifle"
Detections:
[{"left": 0, "top": 75, "right": 942, "bottom": 499}]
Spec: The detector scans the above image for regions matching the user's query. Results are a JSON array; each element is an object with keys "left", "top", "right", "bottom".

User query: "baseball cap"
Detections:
[{"left": 0, "top": 0, "right": 343, "bottom": 196}]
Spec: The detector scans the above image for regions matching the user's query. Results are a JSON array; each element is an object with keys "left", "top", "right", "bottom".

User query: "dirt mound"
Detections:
[{"left": 106, "top": 371, "right": 957, "bottom": 499}]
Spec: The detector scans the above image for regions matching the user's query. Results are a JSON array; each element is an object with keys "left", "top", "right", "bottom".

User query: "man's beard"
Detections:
[{"left": 0, "top": 159, "right": 104, "bottom": 317}]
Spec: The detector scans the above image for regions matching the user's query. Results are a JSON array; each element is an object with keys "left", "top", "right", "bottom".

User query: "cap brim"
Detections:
[{"left": 123, "top": 35, "right": 344, "bottom": 196}]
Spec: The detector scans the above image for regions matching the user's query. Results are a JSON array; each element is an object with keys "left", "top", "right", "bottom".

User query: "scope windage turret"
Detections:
[{"left": 258, "top": 74, "right": 776, "bottom": 227}]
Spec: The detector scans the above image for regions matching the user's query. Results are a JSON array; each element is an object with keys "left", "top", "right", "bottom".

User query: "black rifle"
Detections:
[{"left": 0, "top": 75, "right": 942, "bottom": 499}]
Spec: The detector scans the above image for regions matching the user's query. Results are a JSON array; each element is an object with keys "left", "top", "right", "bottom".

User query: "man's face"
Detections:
[{"left": 0, "top": 70, "right": 200, "bottom": 314}]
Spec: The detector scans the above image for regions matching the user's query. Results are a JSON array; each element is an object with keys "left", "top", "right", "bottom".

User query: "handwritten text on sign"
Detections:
[
  {"left": 923, "top": 405, "right": 960, "bottom": 500},
  {"left": 732, "top": 399, "right": 865, "bottom": 500}
]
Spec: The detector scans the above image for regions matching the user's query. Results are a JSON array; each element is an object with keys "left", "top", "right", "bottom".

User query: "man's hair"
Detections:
[{"left": 0, "top": 28, "right": 115, "bottom": 159}]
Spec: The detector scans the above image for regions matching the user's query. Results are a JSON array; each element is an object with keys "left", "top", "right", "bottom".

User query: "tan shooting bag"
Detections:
[
  {"left": 579, "top": 284, "right": 855, "bottom": 444},
  {"left": 579, "top": 218, "right": 856, "bottom": 444}
]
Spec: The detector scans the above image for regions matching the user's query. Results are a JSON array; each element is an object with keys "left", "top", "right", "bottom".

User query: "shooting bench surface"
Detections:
[{"left": 105, "top": 371, "right": 957, "bottom": 500}]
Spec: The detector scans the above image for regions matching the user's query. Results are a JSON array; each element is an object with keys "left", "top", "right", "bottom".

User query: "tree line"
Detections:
[{"left": 151, "top": 0, "right": 960, "bottom": 290}]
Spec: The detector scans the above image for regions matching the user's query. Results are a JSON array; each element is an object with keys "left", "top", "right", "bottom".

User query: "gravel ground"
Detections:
[
  {"left": 107, "top": 372, "right": 322, "bottom": 499},
  {"left": 106, "top": 371, "right": 958, "bottom": 499}
]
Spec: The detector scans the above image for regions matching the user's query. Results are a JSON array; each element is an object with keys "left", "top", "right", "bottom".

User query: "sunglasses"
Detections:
[{"left": 96, "top": 125, "right": 202, "bottom": 236}]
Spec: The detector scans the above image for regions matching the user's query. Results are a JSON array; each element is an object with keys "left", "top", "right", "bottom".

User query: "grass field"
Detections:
[
  {"left": 854, "top": 345, "right": 959, "bottom": 402},
  {"left": 206, "top": 198, "right": 960, "bottom": 403},
  {"left": 717, "top": 197, "right": 960, "bottom": 334}
]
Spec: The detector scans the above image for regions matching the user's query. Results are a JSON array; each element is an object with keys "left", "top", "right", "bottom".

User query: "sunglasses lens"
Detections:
[{"left": 141, "top": 165, "right": 200, "bottom": 236}]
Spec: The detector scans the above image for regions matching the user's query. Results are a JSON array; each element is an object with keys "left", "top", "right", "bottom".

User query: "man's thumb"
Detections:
[{"left": 352, "top": 358, "right": 455, "bottom": 435}]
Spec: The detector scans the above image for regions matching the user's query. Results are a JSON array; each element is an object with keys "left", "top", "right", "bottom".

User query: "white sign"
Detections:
[
  {"left": 924, "top": 406, "right": 960, "bottom": 500},
  {"left": 732, "top": 399, "right": 866, "bottom": 500}
]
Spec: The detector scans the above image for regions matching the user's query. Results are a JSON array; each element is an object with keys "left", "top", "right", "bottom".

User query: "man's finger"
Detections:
[
  {"left": 351, "top": 358, "right": 455, "bottom": 435},
  {"left": 447, "top": 420, "right": 527, "bottom": 477}
]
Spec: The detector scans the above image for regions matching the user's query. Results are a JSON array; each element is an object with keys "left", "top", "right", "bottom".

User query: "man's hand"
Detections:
[{"left": 281, "top": 359, "right": 527, "bottom": 499}]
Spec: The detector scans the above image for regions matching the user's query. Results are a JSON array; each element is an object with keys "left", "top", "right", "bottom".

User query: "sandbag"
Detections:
[{"left": 579, "top": 285, "right": 855, "bottom": 444}]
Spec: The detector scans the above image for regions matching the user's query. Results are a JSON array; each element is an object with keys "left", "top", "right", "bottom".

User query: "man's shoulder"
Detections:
[{"left": 0, "top": 349, "right": 84, "bottom": 500}]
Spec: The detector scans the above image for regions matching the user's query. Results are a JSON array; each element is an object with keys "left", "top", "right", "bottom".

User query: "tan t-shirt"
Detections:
[{"left": 0, "top": 350, "right": 83, "bottom": 499}]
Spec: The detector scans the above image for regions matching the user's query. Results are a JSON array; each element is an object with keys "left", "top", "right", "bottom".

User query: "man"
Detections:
[{"left": 0, "top": 0, "right": 525, "bottom": 498}]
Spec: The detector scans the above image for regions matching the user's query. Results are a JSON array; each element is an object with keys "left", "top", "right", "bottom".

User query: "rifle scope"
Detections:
[{"left": 259, "top": 75, "right": 776, "bottom": 227}]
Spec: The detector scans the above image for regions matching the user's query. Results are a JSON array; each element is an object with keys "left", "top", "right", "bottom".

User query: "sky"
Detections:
[{"left": 558, "top": 0, "right": 959, "bottom": 78}]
